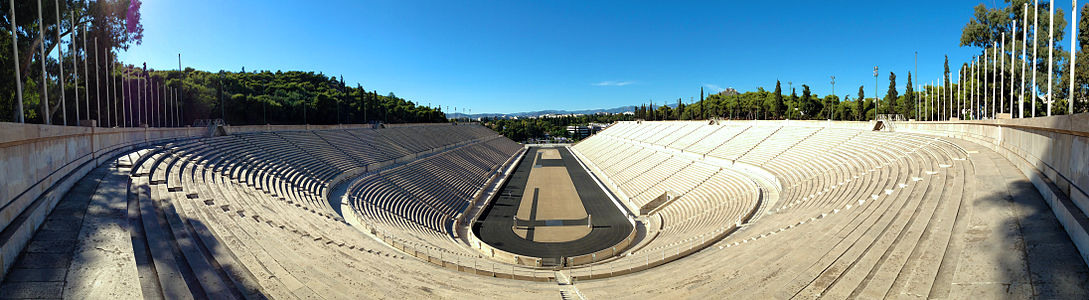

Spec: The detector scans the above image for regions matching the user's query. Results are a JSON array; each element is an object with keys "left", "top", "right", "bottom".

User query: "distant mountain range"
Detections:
[{"left": 446, "top": 105, "right": 637, "bottom": 119}]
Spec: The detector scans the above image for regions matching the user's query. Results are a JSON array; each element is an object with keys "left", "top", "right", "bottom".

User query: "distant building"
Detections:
[{"left": 566, "top": 123, "right": 609, "bottom": 139}]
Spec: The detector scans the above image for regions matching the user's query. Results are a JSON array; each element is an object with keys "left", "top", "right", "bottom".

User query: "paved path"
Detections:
[
  {"left": 938, "top": 138, "right": 1088, "bottom": 299},
  {"left": 1, "top": 159, "right": 143, "bottom": 299}
]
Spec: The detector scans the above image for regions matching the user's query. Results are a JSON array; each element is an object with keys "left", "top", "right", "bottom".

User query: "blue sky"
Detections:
[{"left": 119, "top": 1, "right": 1079, "bottom": 114}]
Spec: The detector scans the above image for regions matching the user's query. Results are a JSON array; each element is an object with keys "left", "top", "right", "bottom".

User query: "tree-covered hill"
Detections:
[{"left": 139, "top": 68, "right": 445, "bottom": 125}]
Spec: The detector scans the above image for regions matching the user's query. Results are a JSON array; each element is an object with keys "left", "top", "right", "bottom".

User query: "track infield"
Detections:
[{"left": 473, "top": 146, "right": 633, "bottom": 258}]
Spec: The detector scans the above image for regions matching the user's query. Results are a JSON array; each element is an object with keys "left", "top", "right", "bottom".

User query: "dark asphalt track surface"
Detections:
[{"left": 472, "top": 147, "right": 633, "bottom": 259}]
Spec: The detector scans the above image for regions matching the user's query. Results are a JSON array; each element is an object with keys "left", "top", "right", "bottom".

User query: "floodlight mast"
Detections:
[
  {"left": 829, "top": 76, "right": 835, "bottom": 120},
  {"left": 874, "top": 66, "right": 878, "bottom": 121}
]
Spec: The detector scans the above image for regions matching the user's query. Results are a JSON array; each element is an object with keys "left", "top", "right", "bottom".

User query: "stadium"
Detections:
[
  {"left": 3, "top": 1, "right": 1089, "bottom": 299},
  {"left": 2, "top": 117, "right": 1087, "bottom": 298}
]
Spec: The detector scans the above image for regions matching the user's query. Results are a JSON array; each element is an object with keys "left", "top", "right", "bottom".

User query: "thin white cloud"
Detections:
[
  {"left": 703, "top": 83, "right": 724, "bottom": 93},
  {"left": 593, "top": 80, "right": 635, "bottom": 87}
]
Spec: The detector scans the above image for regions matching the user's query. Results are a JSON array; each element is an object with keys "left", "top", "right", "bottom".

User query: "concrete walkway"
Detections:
[
  {"left": 0, "top": 159, "right": 143, "bottom": 299},
  {"left": 937, "top": 138, "right": 1089, "bottom": 299}
]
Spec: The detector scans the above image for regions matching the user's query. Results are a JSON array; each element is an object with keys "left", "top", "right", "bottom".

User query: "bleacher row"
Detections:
[
  {"left": 568, "top": 121, "right": 986, "bottom": 298},
  {"left": 571, "top": 126, "right": 763, "bottom": 262},
  {"left": 5, "top": 120, "right": 1083, "bottom": 298},
  {"left": 347, "top": 138, "right": 522, "bottom": 259},
  {"left": 90, "top": 125, "right": 555, "bottom": 298}
]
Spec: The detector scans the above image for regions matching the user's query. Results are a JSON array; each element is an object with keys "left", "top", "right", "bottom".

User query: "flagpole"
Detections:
[
  {"left": 960, "top": 67, "right": 964, "bottom": 119},
  {"left": 94, "top": 37, "right": 100, "bottom": 126},
  {"left": 1010, "top": 21, "right": 1017, "bottom": 116},
  {"left": 993, "top": 43, "right": 998, "bottom": 118},
  {"left": 1001, "top": 32, "right": 1006, "bottom": 116},
  {"left": 83, "top": 24, "right": 89, "bottom": 124},
  {"left": 38, "top": 0, "right": 50, "bottom": 124},
  {"left": 122, "top": 68, "right": 127, "bottom": 127},
  {"left": 1033, "top": 0, "right": 1039, "bottom": 117},
  {"left": 1070, "top": 0, "right": 1077, "bottom": 114},
  {"left": 70, "top": 15, "right": 79, "bottom": 123},
  {"left": 1048, "top": 0, "right": 1054, "bottom": 116},
  {"left": 54, "top": 0, "right": 66, "bottom": 125},
  {"left": 1022, "top": 3, "right": 1028, "bottom": 118},
  {"left": 10, "top": 0, "right": 24, "bottom": 123},
  {"left": 105, "top": 51, "right": 111, "bottom": 127}
]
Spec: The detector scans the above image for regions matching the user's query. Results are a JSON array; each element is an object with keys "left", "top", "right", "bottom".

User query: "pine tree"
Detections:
[
  {"left": 771, "top": 80, "right": 784, "bottom": 119},
  {"left": 944, "top": 55, "right": 950, "bottom": 88},
  {"left": 857, "top": 85, "right": 866, "bottom": 121},
  {"left": 905, "top": 72, "right": 915, "bottom": 118},
  {"left": 676, "top": 98, "right": 684, "bottom": 120},
  {"left": 886, "top": 72, "right": 898, "bottom": 116},
  {"left": 700, "top": 87, "right": 705, "bottom": 119},
  {"left": 800, "top": 84, "right": 815, "bottom": 118}
]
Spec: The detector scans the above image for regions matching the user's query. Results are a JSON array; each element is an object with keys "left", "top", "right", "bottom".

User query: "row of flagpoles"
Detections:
[
  {"left": 901, "top": 0, "right": 1078, "bottom": 122},
  {"left": 9, "top": 0, "right": 183, "bottom": 127}
]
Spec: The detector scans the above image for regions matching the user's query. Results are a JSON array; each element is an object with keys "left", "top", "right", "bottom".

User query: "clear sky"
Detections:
[{"left": 118, "top": 1, "right": 1079, "bottom": 114}]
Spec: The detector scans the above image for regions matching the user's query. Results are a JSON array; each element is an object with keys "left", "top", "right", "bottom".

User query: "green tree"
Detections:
[
  {"left": 884, "top": 72, "right": 898, "bottom": 116},
  {"left": 2, "top": 0, "right": 145, "bottom": 123},
  {"left": 961, "top": 1, "right": 1068, "bottom": 107},
  {"left": 905, "top": 71, "right": 915, "bottom": 118},
  {"left": 1076, "top": 4, "right": 1089, "bottom": 113},
  {"left": 767, "top": 80, "right": 783, "bottom": 119},
  {"left": 856, "top": 85, "right": 865, "bottom": 121},
  {"left": 800, "top": 84, "right": 818, "bottom": 118}
]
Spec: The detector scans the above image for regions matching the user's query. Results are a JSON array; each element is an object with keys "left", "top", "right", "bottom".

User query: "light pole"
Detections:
[
  {"left": 830, "top": 76, "right": 835, "bottom": 120},
  {"left": 873, "top": 66, "right": 879, "bottom": 121}
]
